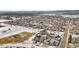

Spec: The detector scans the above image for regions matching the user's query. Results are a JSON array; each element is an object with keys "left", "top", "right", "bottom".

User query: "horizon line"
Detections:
[{"left": 0, "top": 10, "right": 79, "bottom": 11}]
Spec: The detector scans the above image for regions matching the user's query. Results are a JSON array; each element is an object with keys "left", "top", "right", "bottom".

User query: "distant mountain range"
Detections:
[{"left": 0, "top": 10, "right": 79, "bottom": 15}]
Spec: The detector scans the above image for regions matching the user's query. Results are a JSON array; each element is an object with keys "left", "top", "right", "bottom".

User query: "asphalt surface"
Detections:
[{"left": 60, "top": 21, "right": 70, "bottom": 48}]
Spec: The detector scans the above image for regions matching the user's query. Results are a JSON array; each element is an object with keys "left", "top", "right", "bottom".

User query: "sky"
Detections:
[{"left": 0, "top": 0, "right": 79, "bottom": 11}]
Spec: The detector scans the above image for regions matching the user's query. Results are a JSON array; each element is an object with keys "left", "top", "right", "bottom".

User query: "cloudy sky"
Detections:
[{"left": 0, "top": 0, "right": 79, "bottom": 11}]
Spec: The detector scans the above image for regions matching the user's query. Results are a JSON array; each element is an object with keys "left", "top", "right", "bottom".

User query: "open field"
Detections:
[{"left": 0, "top": 32, "right": 35, "bottom": 44}]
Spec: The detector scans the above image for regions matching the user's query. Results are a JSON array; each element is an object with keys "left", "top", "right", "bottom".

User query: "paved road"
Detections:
[{"left": 59, "top": 21, "right": 70, "bottom": 48}]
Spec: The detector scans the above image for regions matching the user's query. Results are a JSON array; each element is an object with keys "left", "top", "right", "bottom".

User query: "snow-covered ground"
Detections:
[
  {"left": 61, "top": 15, "right": 79, "bottom": 18},
  {"left": 0, "top": 24, "right": 42, "bottom": 38},
  {"left": 0, "top": 19, "right": 44, "bottom": 48},
  {"left": 72, "top": 35, "right": 79, "bottom": 38},
  {"left": 0, "top": 19, "right": 11, "bottom": 22}
]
